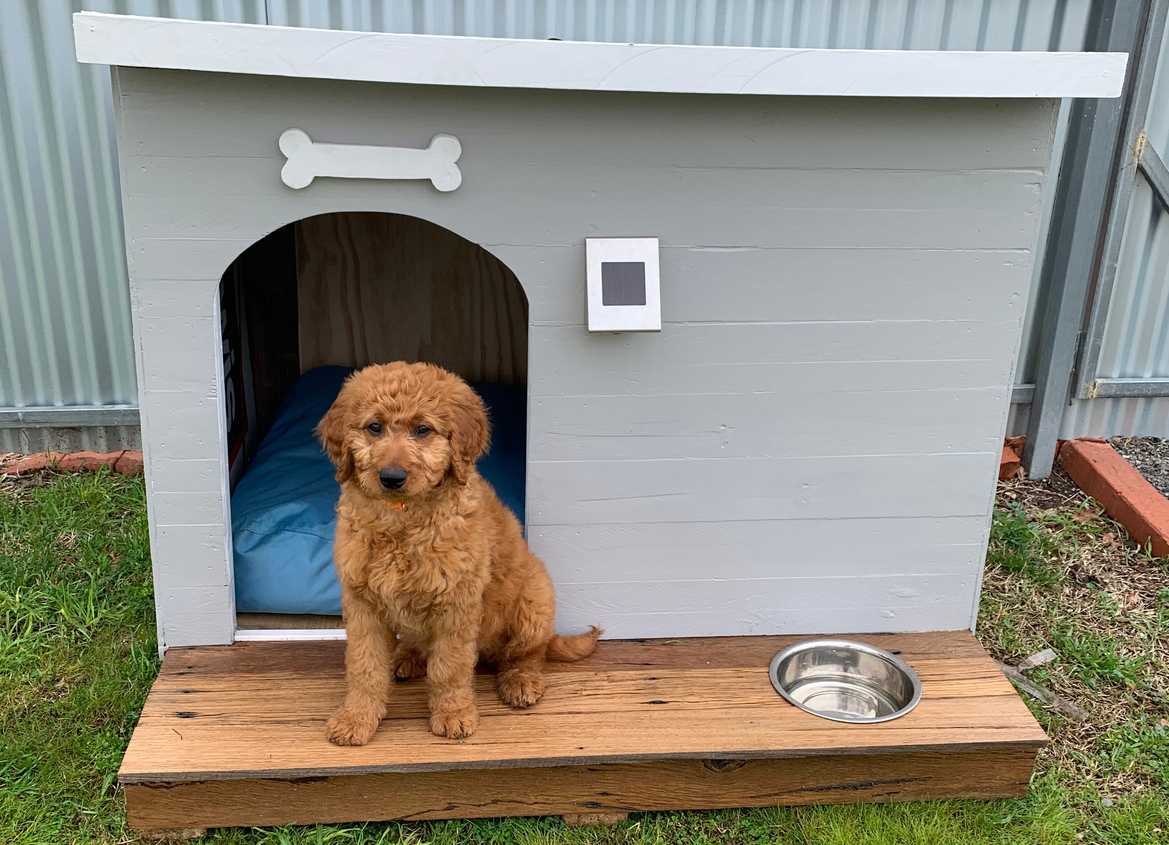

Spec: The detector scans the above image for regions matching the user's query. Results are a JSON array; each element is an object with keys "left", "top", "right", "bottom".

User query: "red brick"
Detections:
[
  {"left": 1004, "top": 435, "right": 1026, "bottom": 456},
  {"left": 999, "top": 445, "right": 1022, "bottom": 480},
  {"left": 1061, "top": 438, "right": 1169, "bottom": 557},
  {"left": 114, "top": 451, "right": 144, "bottom": 476},
  {"left": 4, "top": 453, "right": 52, "bottom": 475},
  {"left": 57, "top": 450, "right": 124, "bottom": 472}
]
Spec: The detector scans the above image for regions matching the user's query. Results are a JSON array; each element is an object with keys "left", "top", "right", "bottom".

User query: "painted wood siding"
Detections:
[{"left": 113, "top": 68, "right": 1057, "bottom": 646}]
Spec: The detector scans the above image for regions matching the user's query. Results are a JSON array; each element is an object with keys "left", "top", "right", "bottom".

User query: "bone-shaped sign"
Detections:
[{"left": 278, "top": 129, "right": 463, "bottom": 191}]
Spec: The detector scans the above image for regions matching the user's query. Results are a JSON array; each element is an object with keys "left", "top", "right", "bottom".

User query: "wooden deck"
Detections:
[{"left": 121, "top": 631, "right": 1045, "bottom": 834}]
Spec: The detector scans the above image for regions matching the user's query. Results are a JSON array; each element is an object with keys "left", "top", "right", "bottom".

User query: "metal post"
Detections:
[{"left": 1023, "top": 0, "right": 1150, "bottom": 478}]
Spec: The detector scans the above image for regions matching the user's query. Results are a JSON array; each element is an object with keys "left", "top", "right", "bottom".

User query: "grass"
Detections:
[{"left": 1, "top": 469, "right": 1168, "bottom": 843}]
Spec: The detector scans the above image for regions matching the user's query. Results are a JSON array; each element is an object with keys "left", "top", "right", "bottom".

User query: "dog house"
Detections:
[{"left": 75, "top": 12, "right": 1123, "bottom": 836}]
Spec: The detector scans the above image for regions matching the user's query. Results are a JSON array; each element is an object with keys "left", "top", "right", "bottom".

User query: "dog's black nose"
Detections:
[{"left": 379, "top": 467, "right": 408, "bottom": 490}]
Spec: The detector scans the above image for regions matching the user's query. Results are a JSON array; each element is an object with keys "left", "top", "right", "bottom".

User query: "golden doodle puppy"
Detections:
[{"left": 316, "top": 362, "right": 600, "bottom": 745}]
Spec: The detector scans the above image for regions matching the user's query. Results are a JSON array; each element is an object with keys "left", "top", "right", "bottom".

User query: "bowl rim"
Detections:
[{"left": 767, "top": 638, "right": 923, "bottom": 724}]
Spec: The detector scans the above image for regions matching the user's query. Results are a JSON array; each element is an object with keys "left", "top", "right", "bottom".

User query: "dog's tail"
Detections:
[{"left": 545, "top": 626, "right": 602, "bottom": 662}]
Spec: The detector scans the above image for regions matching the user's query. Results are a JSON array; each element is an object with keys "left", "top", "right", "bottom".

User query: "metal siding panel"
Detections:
[
  {"left": 1062, "top": 11, "right": 1169, "bottom": 438},
  {"left": 260, "top": 0, "right": 1087, "bottom": 49},
  {"left": 0, "top": 0, "right": 261, "bottom": 441}
]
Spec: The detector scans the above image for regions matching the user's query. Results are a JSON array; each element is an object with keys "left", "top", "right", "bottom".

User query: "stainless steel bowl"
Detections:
[{"left": 768, "top": 639, "right": 922, "bottom": 723}]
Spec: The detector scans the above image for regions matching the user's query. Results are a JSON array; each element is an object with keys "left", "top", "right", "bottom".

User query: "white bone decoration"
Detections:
[{"left": 278, "top": 128, "right": 463, "bottom": 191}]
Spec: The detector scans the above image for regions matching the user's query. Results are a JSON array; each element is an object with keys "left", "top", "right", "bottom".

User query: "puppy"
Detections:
[{"left": 316, "top": 362, "right": 600, "bottom": 744}]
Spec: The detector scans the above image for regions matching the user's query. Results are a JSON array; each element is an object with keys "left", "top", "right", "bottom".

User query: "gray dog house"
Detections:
[
  {"left": 73, "top": 13, "right": 1126, "bottom": 650},
  {"left": 76, "top": 13, "right": 1124, "bottom": 834}
]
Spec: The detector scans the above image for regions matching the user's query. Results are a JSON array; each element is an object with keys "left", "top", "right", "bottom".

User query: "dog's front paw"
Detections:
[
  {"left": 326, "top": 706, "right": 381, "bottom": 746},
  {"left": 429, "top": 705, "right": 479, "bottom": 739},
  {"left": 498, "top": 669, "right": 545, "bottom": 709}
]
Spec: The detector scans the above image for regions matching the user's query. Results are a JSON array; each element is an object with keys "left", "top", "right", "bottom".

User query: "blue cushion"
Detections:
[{"left": 232, "top": 366, "right": 526, "bottom": 615}]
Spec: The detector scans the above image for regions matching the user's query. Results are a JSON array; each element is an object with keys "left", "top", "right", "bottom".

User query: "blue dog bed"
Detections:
[{"left": 232, "top": 366, "right": 526, "bottom": 615}]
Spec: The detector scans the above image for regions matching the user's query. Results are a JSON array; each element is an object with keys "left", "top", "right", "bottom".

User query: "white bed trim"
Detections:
[
  {"left": 75, "top": 12, "right": 1126, "bottom": 99},
  {"left": 234, "top": 628, "right": 347, "bottom": 642}
]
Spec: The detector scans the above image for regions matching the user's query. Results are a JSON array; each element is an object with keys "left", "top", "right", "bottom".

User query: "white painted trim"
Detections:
[
  {"left": 234, "top": 628, "right": 347, "bottom": 642},
  {"left": 74, "top": 12, "right": 1127, "bottom": 99}
]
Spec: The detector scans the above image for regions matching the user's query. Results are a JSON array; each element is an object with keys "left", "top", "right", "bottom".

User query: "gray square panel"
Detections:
[{"left": 601, "top": 261, "right": 647, "bottom": 306}]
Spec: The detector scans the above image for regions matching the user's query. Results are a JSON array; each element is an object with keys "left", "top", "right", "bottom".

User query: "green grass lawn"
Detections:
[{"left": 1, "top": 469, "right": 1167, "bottom": 844}]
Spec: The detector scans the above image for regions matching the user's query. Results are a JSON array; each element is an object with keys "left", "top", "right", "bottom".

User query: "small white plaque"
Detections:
[{"left": 586, "top": 238, "right": 661, "bottom": 332}]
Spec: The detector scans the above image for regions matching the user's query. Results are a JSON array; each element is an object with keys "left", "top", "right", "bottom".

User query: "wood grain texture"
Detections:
[
  {"left": 124, "top": 747, "right": 1039, "bottom": 830},
  {"left": 119, "top": 633, "right": 1043, "bottom": 831},
  {"left": 296, "top": 212, "right": 527, "bottom": 384},
  {"left": 236, "top": 613, "right": 343, "bottom": 630},
  {"left": 118, "top": 632, "right": 1044, "bottom": 785},
  {"left": 233, "top": 223, "right": 300, "bottom": 448}
]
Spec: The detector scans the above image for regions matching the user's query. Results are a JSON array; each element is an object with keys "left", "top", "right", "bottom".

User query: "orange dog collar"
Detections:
[{"left": 385, "top": 501, "right": 406, "bottom": 510}]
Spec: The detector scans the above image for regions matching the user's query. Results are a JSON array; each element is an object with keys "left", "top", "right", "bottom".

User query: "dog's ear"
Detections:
[
  {"left": 446, "top": 384, "right": 489, "bottom": 486},
  {"left": 316, "top": 391, "right": 355, "bottom": 483}
]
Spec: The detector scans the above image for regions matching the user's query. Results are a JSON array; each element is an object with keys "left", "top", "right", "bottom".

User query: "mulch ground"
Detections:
[{"left": 1111, "top": 436, "right": 1169, "bottom": 499}]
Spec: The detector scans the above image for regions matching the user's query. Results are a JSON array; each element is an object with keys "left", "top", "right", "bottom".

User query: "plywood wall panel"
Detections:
[
  {"left": 530, "top": 517, "right": 987, "bottom": 582},
  {"left": 529, "top": 388, "right": 1005, "bottom": 461},
  {"left": 527, "top": 452, "right": 996, "bottom": 526},
  {"left": 499, "top": 244, "right": 1035, "bottom": 327},
  {"left": 296, "top": 212, "right": 527, "bottom": 385},
  {"left": 115, "top": 73, "right": 1058, "bottom": 171}
]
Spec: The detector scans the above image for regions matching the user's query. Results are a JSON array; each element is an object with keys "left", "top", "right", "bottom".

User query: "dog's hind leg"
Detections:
[
  {"left": 496, "top": 578, "right": 554, "bottom": 709},
  {"left": 391, "top": 635, "right": 428, "bottom": 680},
  {"left": 497, "top": 648, "right": 546, "bottom": 709}
]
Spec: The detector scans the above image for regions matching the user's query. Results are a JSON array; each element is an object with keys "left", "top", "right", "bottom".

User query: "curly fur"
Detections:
[{"left": 316, "top": 361, "right": 600, "bottom": 744}]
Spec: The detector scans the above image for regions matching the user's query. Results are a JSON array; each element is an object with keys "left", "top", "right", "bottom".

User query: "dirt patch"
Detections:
[
  {"left": 981, "top": 466, "right": 1169, "bottom": 797},
  {"left": 1110, "top": 436, "right": 1169, "bottom": 499},
  {"left": 997, "top": 463, "right": 1085, "bottom": 512}
]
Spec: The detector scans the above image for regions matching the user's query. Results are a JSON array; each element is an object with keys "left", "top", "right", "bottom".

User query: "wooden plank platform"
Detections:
[{"left": 121, "top": 631, "right": 1045, "bottom": 833}]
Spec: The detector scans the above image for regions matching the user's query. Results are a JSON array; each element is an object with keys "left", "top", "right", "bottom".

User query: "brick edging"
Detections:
[
  {"left": 1060, "top": 438, "right": 1169, "bottom": 558},
  {"left": 1, "top": 450, "right": 144, "bottom": 477}
]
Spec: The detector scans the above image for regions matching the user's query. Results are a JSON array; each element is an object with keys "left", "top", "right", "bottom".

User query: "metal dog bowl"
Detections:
[{"left": 768, "top": 639, "right": 922, "bottom": 724}]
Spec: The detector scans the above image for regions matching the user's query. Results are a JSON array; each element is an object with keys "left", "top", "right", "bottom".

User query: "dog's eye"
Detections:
[
  {"left": 366, "top": 422, "right": 382, "bottom": 435},
  {"left": 412, "top": 425, "right": 431, "bottom": 438}
]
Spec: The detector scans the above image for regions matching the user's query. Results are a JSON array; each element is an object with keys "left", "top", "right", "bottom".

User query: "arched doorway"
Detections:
[{"left": 217, "top": 211, "right": 529, "bottom": 631}]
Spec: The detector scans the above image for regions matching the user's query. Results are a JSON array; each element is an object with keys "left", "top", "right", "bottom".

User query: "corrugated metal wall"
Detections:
[
  {"left": 1054, "top": 9, "right": 1169, "bottom": 439},
  {"left": 0, "top": 0, "right": 1113, "bottom": 452},
  {"left": 267, "top": 0, "right": 1087, "bottom": 49},
  {"left": 0, "top": 0, "right": 265, "bottom": 452}
]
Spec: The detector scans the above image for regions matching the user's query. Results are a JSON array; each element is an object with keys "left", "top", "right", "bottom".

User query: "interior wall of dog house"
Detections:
[
  {"left": 9, "top": 0, "right": 1169, "bottom": 453},
  {"left": 102, "top": 25, "right": 1066, "bottom": 646}
]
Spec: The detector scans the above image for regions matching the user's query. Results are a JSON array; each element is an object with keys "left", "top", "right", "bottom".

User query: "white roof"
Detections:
[{"left": 74, "top": 12, "right": 1126, "bottom": 99}]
